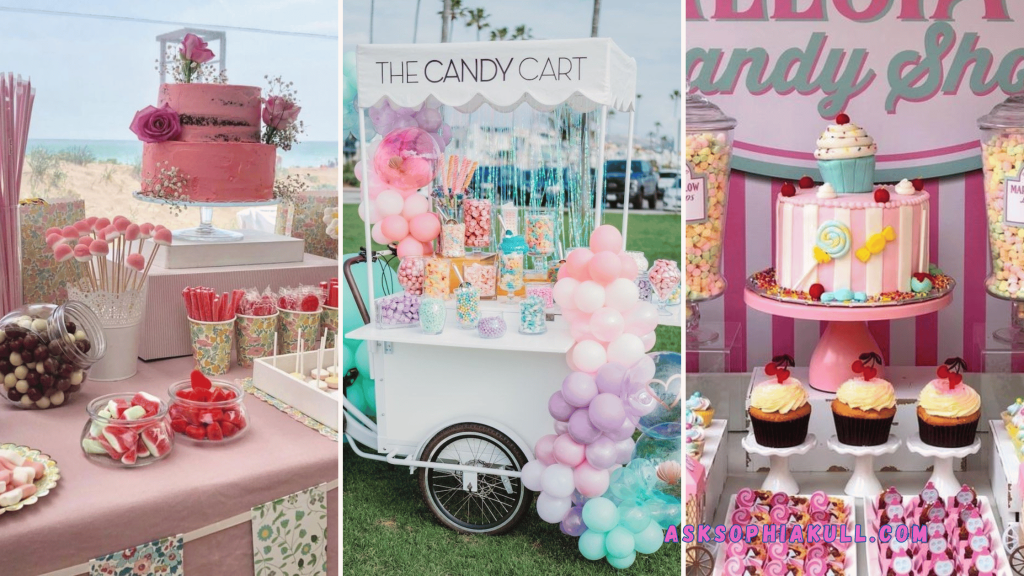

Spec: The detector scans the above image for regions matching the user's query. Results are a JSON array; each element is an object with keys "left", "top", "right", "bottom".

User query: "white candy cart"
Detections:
[{"left": 343, "top": 39, "right": 642, "bottom": 535}]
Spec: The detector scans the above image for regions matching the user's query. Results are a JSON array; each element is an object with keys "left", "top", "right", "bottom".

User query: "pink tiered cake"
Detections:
[{"left": 140, "top": 84, "right": 275, "bottom": 203}]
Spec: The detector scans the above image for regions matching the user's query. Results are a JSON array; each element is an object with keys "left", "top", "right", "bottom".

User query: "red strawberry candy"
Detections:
[
  {"left": 211, "top": 387, "right": 231, "bottom": 403},
  {"left": 836, "top": 113, "right": 850, "bottom": 125},
  {"left": 192, "top": 388, "right": 212, "bottom": 403},
  {"left": 171, "top": 418, "right": 189, "bottom": 434},
  {"left": 168, "top": 403, "right": 185, "bottom": 420},
  {"left": 190, "top": 369, "right": 212, "bottom": 390},
  {"left": 176, "top": 388, "right": 193, "bottom": 401},
  {"left": 221, "top": 422, "right": 239, "bottom": 438},
  {"left": 300, "top": 294, "right": 321, "bottom": 312},
  {"left": 185, "top": 425, "right": 206, "bottom": 440},
  {"left": 809, "top": 283, "right": 825, "bottom": 301},
  {"left": 798, "top": 176, "right": 814, "bottom": 189},
  {"left": 873, "top": 188, "right": 890, "bottom": 203},
  {"left": 207, "top": 422, "right": 224, "bottom": 441},
  {"left": 912, "top": 178, "right": 924, "bottom": 191},
  {"left": 780, "top": 182, "right": 796, "bottom": 197},
  {"left": 120, "top": 446, "right": 138, "bottom": 466},
  {"left": 131, "top": 391, "right": 161, "bottom": 417}
]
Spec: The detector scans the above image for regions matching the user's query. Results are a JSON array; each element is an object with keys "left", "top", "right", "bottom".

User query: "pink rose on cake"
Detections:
[
  {"left": 180, "top": 33, "right": 215, "bottom": 64},
  {"left": 262, "top": 96, "right": 301, "bottom": 130},
  {"left": 129, "top": 104, "right": 181, "bottom": 143}
]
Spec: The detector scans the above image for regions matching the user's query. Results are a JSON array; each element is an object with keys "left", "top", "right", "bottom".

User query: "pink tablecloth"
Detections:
[{"left": 0, "top": 357, "right": 338, "bottom": 575}]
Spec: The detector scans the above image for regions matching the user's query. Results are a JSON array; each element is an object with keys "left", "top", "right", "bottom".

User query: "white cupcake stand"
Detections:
[
  {"left": 741, "top": 433, "right": 816, "bottom": 494},
  {"left": 826, "top": 435, "right": 902, "bottom": 498},
  {"left": 906, "top": 434, "right": 982, "bottom": 498}
]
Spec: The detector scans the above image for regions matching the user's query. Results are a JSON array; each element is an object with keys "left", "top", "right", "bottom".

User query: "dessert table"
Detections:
[{"left": 0, "top": 356, "right": 338, "bottom": 576}]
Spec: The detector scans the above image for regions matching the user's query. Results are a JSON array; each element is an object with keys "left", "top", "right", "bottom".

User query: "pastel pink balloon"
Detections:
[
  {"left": 572, "top": 339, "right": 607, "bottom": 373},
  {"left": 535, "top": 434, "right": 558, "bottom": 466},
  {"left": 566, "top": 345, "right": 579, "bottom": 372},
  {"left": 396, "top": 236, "right": 425, "bottom": 258},
  {"left": 640, "top": 331, "right": 656, "bottom": 352},
  {"left": 607, "top": 333, "right": 645, "bottom": 366},
  {"left": 588, "top": 392, "right": 627, "bottom": 433},
  {"left": 573, "top": 462, "right": 611, "bottom": 498},
  {"left": 614, "top": 437, "right": 636, "bottom": 464},
  {"left": 565, "top": 248, "right": 594, "bottom": 279},
  {"left": 126, "top": 253, "right": 145, "bottom": 271},
  {"left": 370, "top": 222, "right": 390, "bottom": 245},
  {"left": 590, "top": 307, "right": 625, "bottom": 342},
  {"left": 416, "top": 107, "right": 443, "bottom": 131},
  {"left": 553, "top": 434, "right": 586, "bottom": 468},
  {"left": 625, "top": 302, "right": 659, "bottom": 335},
  {"left": 552, "top": 278, "right": 579, "bottom": 308},
  {"left": 618, "top": 253, "right": 639, "bottom": 280},
  {"left": 557, "top": 265, "right": 570, "bottom": 282},
  {"left": 585, "top": 436, "right": 619, "bottom": 469},
  {"left": 420, "top": 240, "right": 435, "bottom": 255},
  {"left": 574, "top": 281, "right": 606, "bottom": 313},
  {"left": 570, "top": 321, "right": 593, "bottom": 342},
  {"left": 607, "top": 417, "right": 638, "bottom": 442},
  {"left": 589, "top": 224, "right": 623, "bottom": 253},
  {"left": 554, "top": 420, "right": 569, "bottom": 435},
  {"left": 375, "top": 190, "right": 405, "bottom": 217},
  {"left": 401, "top": 195, "right": 431, "bottom": 219},
  {"left": 604, "top": 278, "right": 640, "bottom": 312},
  {"left": 588, "top": 251, "right": 622, "bottom": 285},
  {"left": 409, "top": 213, "right": 441, "bottom": 242},
  {"left": 380, "top": 215, "right": 410, "bottom": 242}
]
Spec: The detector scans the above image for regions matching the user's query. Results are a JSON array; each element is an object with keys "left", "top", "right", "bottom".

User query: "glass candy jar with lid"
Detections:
[
  {"left": 497, "top": 230, "right": 527, "bottom": 300},
  {"left": 454, "top": 282, "right": 480, "bottom": 329}
]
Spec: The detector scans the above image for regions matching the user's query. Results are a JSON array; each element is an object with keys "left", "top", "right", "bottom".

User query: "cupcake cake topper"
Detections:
[
  {"left": 764, "top": 354, "right": 795, "bottom": 383},
  {"left": 936, "top": 357, "right": 967, "bottom": 389},
  {"left": 851, "top": 351, "right": 883, "bottom": 380}
]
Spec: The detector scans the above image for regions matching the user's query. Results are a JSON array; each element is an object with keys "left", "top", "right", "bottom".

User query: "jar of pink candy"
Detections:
[
  {"left": 168, "top": 375, "right": 249, "bottom": 444},
  {"left": 464, "top": 262, "right": 496, "bottom": 299},
  {"left": 81, "top": 391, "right": 174, "bottom": 467},
  {"left": 525, "top": 212, "right": 555, "bottom": 271},
  {"left": 686, "top": 93, "right": 735, "bottom": 304},
  {"left": 398, "top": 256, "right": 426, "bottom": 296},
  {"left": 526, "top": 283, "right": 554, "bottom": 308},
  {"left": 978, "top": 96, "right": 1024, "bottom": 304},
  {"left": 649, "top": 259, "right": 681, "bottom": 316},
  {"left": 1, "top": 302, "right": 106, "bottom": 410},
  {"left": 463, "top": 198, "right": 492, "bottom": 251}
]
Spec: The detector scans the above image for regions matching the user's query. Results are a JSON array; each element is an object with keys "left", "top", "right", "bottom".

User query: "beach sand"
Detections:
[{"left": 22, "top": 161, "right": 338, "bottom": 231}]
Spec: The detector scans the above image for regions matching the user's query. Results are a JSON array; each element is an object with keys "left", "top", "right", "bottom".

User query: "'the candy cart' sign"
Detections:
[
  {"left": 687, "top": 1, "right": 1024, "bottom": 179},
  {"left": 685, "top": 164, "right": 707, "bottom": 223}
]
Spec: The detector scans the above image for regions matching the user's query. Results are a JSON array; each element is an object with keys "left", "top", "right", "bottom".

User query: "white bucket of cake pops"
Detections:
[{"left": 68, "top": 282, "right": 147, "bottom": 381}]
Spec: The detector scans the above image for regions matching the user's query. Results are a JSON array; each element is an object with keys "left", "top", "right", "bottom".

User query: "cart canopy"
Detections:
[{"left": 356, "top": 38, "right": 636, "bottom": 114}]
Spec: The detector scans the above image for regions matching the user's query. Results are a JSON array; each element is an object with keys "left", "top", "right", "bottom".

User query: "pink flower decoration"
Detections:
[
  {"left": 180, "top": 33, "right": 215, "bottom": 64},
  {"left": 129, "top": 104, "right": 181, "bottom": 143},
  {"left": 262, "top": 96, "right": 301, "bottom": 130}
]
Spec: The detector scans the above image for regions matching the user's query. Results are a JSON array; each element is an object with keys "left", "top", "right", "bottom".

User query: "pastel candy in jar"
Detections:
[
  {"left": 454, "top": 283, "right": 480, "bottom": 329},
  {"left": 419, "top": 297, "right": 446, "bottom": 335},
  {"left": 423, "top": 257, "right": 451, "bottom": 299},
  {"left": 519, "top": 295, "right": 546, "bottom": 335},
  {"left": 463, "top": 198, "right": 492, "bottom": 249},
  {"left": 397, "top": 257, "right": 425, "bottom": 296}
]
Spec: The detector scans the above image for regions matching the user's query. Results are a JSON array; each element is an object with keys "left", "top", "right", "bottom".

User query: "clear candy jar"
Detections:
[
  {"left": 1, "top": 301, "right": 106, "bottom": 409},
  {"left": 686, "top": 93, "right": 736, "bottom": 304},
  {"left": 454, "top": 283, "right": 480, "bottom": 329},
  {"left": 525, "top": 212, "right": 556, "bottom": 256},
  {"left": 81, "top": 392, "right": 174, "bottom": 467},
  {"left": 498, "top": 252, "right": 525, "bottom": 299},
  {"left": 168, "top": 379, "right": 250, "bottom": 444},
  {"left": 519, "top": 296, "right": 546, "bottom": 335},
  {"left": 636, "top": 270, "right": 653, "bottom": 302},
  {"left": 375, "top": 294, "right": 421, "bottom": 329},
  {"left": 478, "top": 316, "right": 506, "bottom": 339},
  {"left": 423, "top": 257, "right": 451, "bottom": 299},
  {"left": 464, "top": 261, "right": 496, "bottom": 299},
  {"left": 463, "top": 198, "right": 492, "bottom": 250},
  {"left": 397, "top": 256, "right": 425, "bottom": 295},
  {"left": 419, "top": 298, "right": 447, "bottom": 335},
  {"left": 440, "top": 219, "right": 466, "bottom": 258},
  {"left": 978, "top": 96, "right": 1024, "bottom": 301}
]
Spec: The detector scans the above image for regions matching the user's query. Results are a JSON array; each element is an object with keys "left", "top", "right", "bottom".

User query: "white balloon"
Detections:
[
  {"left": 604, "top": 278, "right": 639, "bottom": 312},
  {"left": 607, "top": 334, "right": 645, "bottom": 367},
  {"left": 521, "top": 460, "right": 547, "bottom": 491},
  {"left": 553, "top": 278, "right": 580, "bottom": 308},
  {"left": 572, "top": 340, "right": 608, "bottom": 373},
  {"left": 641, "top": 331, "right": 657, "bottom": 352},
  {"left": 541, "top": 464, "right": 576, "bottom": 499},
  {"left": 375, "top": 190, "right": 405, "bottom": 217},
  {"left": 357, "top": 201, "right": 381, "bottom": 225},
  {"left": 566, "top": 345, "right": 579, "bottom": 371},
  {"left": 575, "top": 281, "right": 606, "bottom": 313},
  {"left": 625, "top": 302, "right": 659, "bottom": 335},
  {"left": 536, "top": 492, "right": 573, "bottom": 524},
  {"left": 554, "top": 420, "right": 570, "bottom": 435}
]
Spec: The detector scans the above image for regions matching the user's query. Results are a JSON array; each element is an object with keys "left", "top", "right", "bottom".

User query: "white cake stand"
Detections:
[
  {"left": 905, "top": 434, "right": 981, "bottom": 498},
  {"left": 742, "top": 433, "right": 816, "bottom": 494},
  {"left": 133, "top": 191, "right": 279, "bottom": 243},
  {"left": 826, "top": 435, "right": 902, "bottom": 499}
]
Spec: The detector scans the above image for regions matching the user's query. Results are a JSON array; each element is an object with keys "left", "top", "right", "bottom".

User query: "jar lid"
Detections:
[
  {"left": 978, "top": 95, "right": 1024, "bottom": 130},
  {"left": 686, "top": 91, "right": 737, "bottom": 132}
]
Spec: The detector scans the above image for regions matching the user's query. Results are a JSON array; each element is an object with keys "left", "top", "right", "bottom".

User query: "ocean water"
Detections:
[{"left": 26, "top": 139, "right": 339, "bottom": 169}]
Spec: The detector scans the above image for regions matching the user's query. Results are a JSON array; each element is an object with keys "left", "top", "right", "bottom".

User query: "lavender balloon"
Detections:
[
  {"left": 568, "top": 408, "right": 603, "bottom": 444},
  {"left": 588, "top": 393, "right": 627, "bottom": 433},
  {"left": 585, "top": 435, "right": 619, "bottom": 469},
  {"left": 562, "top": 371, "right": 598, "bottom": 408},
  {"left": 549, "top": 390, "right": 575, "bottom": 422},
  {"left": 560, "top": 504, "right": 588, "bottom": 537},
  {"left": 606, "top": 416, "right": 639, "bottom": 442},
  {"left": 595, "top": 362, "right": 628, "bottom": 395}
]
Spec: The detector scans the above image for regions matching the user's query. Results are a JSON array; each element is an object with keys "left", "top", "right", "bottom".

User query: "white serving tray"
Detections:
[
  {"left": 712, "top": 493, "right": 857, "bottom": 576},
  {"left": 252, "top": 349, "right": 339, "bottom": 431},
  {"left": 863, "top": 495, "right": 1011, "bottom": 576}
]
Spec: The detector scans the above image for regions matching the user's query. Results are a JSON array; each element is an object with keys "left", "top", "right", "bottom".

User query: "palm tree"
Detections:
[
  {"left": 511, "top": 25, "right": 533, "bottom": 40},
  {"left": 413, "top": 0, "right": 422, "bottom": 42},
  {"left": 648, "top": 131, "right": 656, "bottom": 149},
  {"left": 370, "top": 0, "right": 375, "bottom": 43},
  {"left": 440, "top": 0, "right": 451, "bottom": 42},
  {"left": 439, "top": 0, "right": 465, "bottom": 42},
  {"left": 654, "top": 121, "right": 662, "bottom": 150},
  {"left": 670, "top": 89, "right": 681, "bottom": 153},
  {"left": 465, "top": 8, "right": 490, "bottom": 41},
  {"left": 489, "top": 26, "right": 509, "bottom": 41},
  {"left": 591, "top": 0, "right": 601, "bottom": 37}
]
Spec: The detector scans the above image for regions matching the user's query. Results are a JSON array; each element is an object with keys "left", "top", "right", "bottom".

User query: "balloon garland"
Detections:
[{"left": 522, "top": 224, "right": 681, "bottom": 569}]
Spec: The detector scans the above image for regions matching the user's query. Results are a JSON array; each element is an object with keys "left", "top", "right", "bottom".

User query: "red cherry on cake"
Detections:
[
  {"left": 780, "top": 182, "right": 796, "bottom": 197},
  {"left": 851, "top": 360, "right": 864, "bottom": 373},
  {"left": 936, "top": 365, "right": 950, "bottom": 378},
  {"left": 808, "top": 283, "right": 825, "bottom": 301},
  {"left": 949, "top": 373, "right": 963, "bottom": 387},
  {"left": 912, "top": 178, "right": 924, "bottom": 191},
  {"left": 873, "top": 188, "right": 890, "bottom": 203},
  {"left": 776, "top": 369, "right": 791, "bottom": 383},
  {"left": 764, "top": 362, "right": 777, "bottom": 376},
  {"left": 798, "top": 176, "right": 814, "bottom": 189},
  {"left": 836, "top": 113, "right": 850, "bottom": 125},
  {"left": 863, "top": 367, "right": 878, "bottom": 380}
]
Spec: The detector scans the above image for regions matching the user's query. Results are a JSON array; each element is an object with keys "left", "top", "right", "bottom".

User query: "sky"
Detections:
[
  {"left": 0, "top": 0, "right": 338, "bottom": 141},
  {"left": 342, "top": 0, "right": 682, "bottom": 140}
]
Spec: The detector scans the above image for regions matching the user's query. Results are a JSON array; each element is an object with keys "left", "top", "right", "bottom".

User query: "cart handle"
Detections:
[{"left": 342, "top": 246, "right": 396, "bottom": 325}]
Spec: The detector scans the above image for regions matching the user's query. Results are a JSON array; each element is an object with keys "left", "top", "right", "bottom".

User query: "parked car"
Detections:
[
  {"left": 658, "top": 169, "right": 679, "bottom": 197},
  {"left": 663, "top": 176, "right": 682, "bottom": 212},
  {"left": 604, "top": 160, "right": 658, "bottom": 209}
]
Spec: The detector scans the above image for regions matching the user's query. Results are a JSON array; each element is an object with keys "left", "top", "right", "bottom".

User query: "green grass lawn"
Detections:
[{"left": 341, "top": 204, "right": 681, "bottom": 575}]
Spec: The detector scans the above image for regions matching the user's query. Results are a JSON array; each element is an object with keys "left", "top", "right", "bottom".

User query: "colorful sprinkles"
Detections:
[{"left": 748, "top": 268, "right": 954, "bottom": 306}]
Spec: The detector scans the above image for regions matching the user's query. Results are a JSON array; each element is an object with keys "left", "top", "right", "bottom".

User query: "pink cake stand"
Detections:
[{"left": 744, "top": 289, "right": 953, "bottom": 392}]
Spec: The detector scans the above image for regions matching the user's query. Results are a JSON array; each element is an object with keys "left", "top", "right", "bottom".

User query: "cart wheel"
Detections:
[
  {"left": 1012, "top": 546, "right": 1024, "bottom": 575},
  {"left": 1006, "top": 525, "right": 1021, "bottom": 554},
  {"left": 686, "top": 545, "right": 714, "bottom": 576},
  {"left": 417, "top": 423, "right": 532, "bottom": 535}
]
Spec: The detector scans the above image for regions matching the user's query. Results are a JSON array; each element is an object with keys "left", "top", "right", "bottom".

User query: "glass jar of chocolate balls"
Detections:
[{"left": 0, "top": 301, "right": 106, "bottom": 409}]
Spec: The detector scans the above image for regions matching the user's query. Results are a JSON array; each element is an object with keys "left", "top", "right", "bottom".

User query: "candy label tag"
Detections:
[
  {"left": 928, "top": 537, "right": 945, "bottom": 554},
  {"left": 976, "top": 554, "right": 996, "bottom": 571},
  {"left": 886, "top": 504, "right": 904, "bottom": 519},
  {"left": 920, "top": 485, "right": 939, "bottom": 504},
  {"left": 892, "top": 556, "right": 912, "bottom": 574},
  {"left": 971, "top": 534, "right": 990, "bottom": 551},
  {"left": 685, "top": 163, "right": 708, "bottom": 224},
  {"left": 933, "top": 560, "right": 954, "bottom": 576},
  {"left": 1003, "top": 169, "right": 1024, "bottom": 226},
  {"left": 956, "top": 487, "right": 974, "bottom": 505}
]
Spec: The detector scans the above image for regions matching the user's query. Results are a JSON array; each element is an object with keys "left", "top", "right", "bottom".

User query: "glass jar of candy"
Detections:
[
  {"left": 463, "top": 198, "right": 492, "bottom": 251},
  {"left": 478, "top": 315, "right": 506, "bottom": 339},
  {"left": 498, "top": 252, "right": 525, "bottom": 300},
  {"left": 81, "top": 392, "right": 174, "bottom": 467},
  {"left": 525, "top": 212, "right": 556, "bottom": 271},
  {"left": 423, "top": 257, "right": 451, "bottom": 299},
  {"left": 440, "top": 219, "right": 466, "bottom": 258},
  {"left": 168, "top": 379, "right": 249, "bottom": 444},
  {"left": 526, "top": 282, "right": 554, "bottom": 308},
  {"left": 375, "top": 294, "right": 421, "bottom": 329},
  {"left": 978, "top": 96, "right": 1024, "bottom": 302},
  {"left": 1, "top": 301, "right": 106, "bottom": 409},
  {"left": 649, "top": 259, "right": 682, "bottom": 316},
  {"left": 397, "top": 256, "right": 425, "bottom": 296},
  {"left": 635, "top": 270, "right": 653, "bottom": 303},
  {"left": 464, "top": 261, "right": 496, "bottom": 299},
  {"left": 518, "top": 295, "right": 546, "bottom": 335},
  {"left": 419, "top": 298, "right": 447, "bottom": 335},
  {"left": 454, "top": 283, "right": 480, "bottom": 329}
]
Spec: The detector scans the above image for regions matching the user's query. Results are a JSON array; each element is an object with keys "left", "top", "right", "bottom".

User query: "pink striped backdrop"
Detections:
[{"left": 688, "top": 169, "right": 1021, "bottom": 373}]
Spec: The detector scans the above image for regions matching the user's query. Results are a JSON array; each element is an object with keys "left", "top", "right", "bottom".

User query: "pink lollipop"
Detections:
[
  {"left": 124, "top": 223, "right": 140, "bottom": 241},
  {"left": 53, "top": 243, "right": 74, "bottom": 262},
  {"left": 102, "top": 225, "right": 119, "bottom": 242},
  {"left": 86, "top": 216, "right": 98, "bottom": 228},
  {"left": 114, "top": 218, "right": 130, "bottom": 233},
  {"left": 763, "top": 560, "right": 788, "bottom": 576},
  {"left": 74, "top": 220, "right": 91, "bottom": 234},
  {"left": 735, "top": 488, "right": 756, "bottom": 509},
  {"left": 730, "top": 508, "right": 752, "bottom": 526},
  {"left": 804, "top": 558, "right": 826, "bottom": 576},
  {"left": 372, "top": 127, "right": 440, "bottom": 191},
  {"left": 78, "top": 236, "right": 93, "bottom": 248},
  {"left": 769, "top": 492, "right": 789, "bottom": 507},
  {"left": 722, "top": 558, "right": 746, "bottom": 576},
  {"left": 126, "top": 253, "right": 145, "bottom": 271},
  {"left": 809, "top": 491, "right": 829, "bottom": 512},
  {"left": 725, "top": 542, "right": 747, "bottom": 559},
  {"left": 153, "top": 228, "right": 172, "bottom": 246},
  {"left": 90, "top": 239, "right": 109, "bottom": 256},
  {"left": 73, "top": 244, "right": 91, "bottom": 261},
  {"left": 768, "top": 505, "right": 788, "bottom": 524},
  {"left": 45, "top": 233, "right": 63, "bottom": 248},
  {"left": 767, "top": 542, "right": 788, "bottom": 561},
  {"left": 93, "top": 217, "right": 110, "bottom": 232},
  {"left": 139, "top": 223, "right": 154, "bottom": 239},
  {"left": 61, "top": 225, "right": 79, "bottom": 241}
]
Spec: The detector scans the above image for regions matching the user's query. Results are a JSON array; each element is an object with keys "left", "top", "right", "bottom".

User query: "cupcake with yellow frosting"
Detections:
[
  {"left": 749, "top": 355, "right": 811, "bottom": 448},
  {"left": 832, "top": 352, "right": 896, "bottom": 446},
  {"left": 917, "top": 358, "right": 981, "bottom": 448}
]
